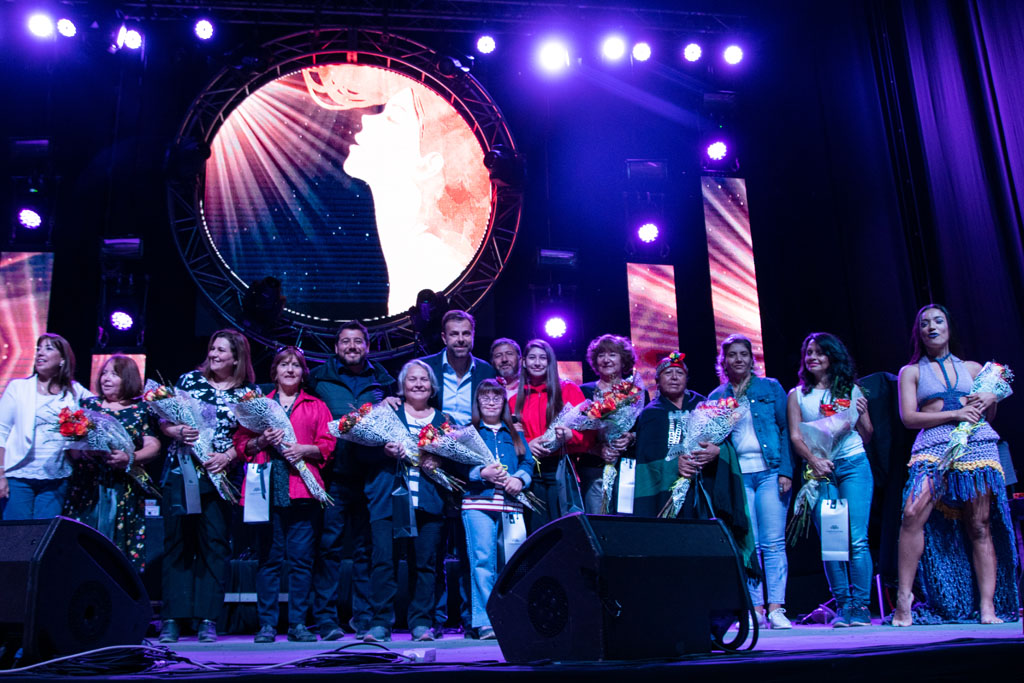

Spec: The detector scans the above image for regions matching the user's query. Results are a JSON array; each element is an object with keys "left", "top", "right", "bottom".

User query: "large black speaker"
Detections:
[
  {"left": 486, "top": 514, "right": 752, "bottom": 662},
  {"left": 0, "top": 517, "right": 152, "bottom": 664}
]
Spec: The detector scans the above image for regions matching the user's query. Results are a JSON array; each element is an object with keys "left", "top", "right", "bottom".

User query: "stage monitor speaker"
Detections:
[
  {"left": 0, "top": 516, "right": 153, "bottom": 664},
  {"left": 486, "top": 513, "right": 751, "bottom": 662}
]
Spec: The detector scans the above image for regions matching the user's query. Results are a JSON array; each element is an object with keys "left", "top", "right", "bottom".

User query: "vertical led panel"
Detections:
[
  {"left": 626, "top": 263, "right": 680, "bottom": 391},
  {"left": 90, "top": 354, "right": 148, "bottom": 395},
  {"left": 0, "top": 252, "right": 54, "bottom": 395},
  {"left": 557, "top": 361, "right": 583, "bottom": 386},
  {"left": 701, "top": 177, "right": 766, "bottom": 373}
]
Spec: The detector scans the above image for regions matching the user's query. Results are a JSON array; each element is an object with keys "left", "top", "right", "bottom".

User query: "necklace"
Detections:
[{"left": 929, "top": 352, "right": 958, "bottom": 391}]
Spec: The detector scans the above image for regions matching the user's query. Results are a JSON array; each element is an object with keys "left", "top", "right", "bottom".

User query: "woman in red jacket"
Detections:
[
  {"left": 509, "top": 339, "right": 591, "bottom": 533},
  {"left": 234, "top": 346, "right": 336, "bottom": 643}
]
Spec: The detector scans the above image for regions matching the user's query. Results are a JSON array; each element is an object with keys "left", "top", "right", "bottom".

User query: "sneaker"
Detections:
[
  {"left": 463, "top": 626, "right": 480, "bottom": 640},
  {"left": 767, "top": 608, "right": 793, "bottom": 630},
  {"left": 363, "top": 626, "right": 390, "bottom": 643},
  {"left": 198, "top": 619, "right": 218, "bottom": 643},
  {"left": 288, "top": 624, "right": 317, "bottom": 642},
  {"left": 319, "top": 622, "right": 345, "bottom": 641},
  {"left": 158, "top": 619, "right": 179, "bottom": 644},
  {"left": 411, "top": 625, "right": 435, "bottom": 641},
  {"left": 831, "top": 608, "right": 850, "bottom": 628},
  {"left": 349, "top": 618, "right": 368, "bottom": 639},
  {"left": 478, "top": 626, "right": 496, "bottom": 640},
  {"left": 254, "top": 625, "right": 276, "bottom": 643},
  {"left": 848, "top": 605, "right": 872, "bottom": 627}
]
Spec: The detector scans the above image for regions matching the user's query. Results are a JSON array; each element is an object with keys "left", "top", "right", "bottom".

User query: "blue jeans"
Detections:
[
  {"left": 2, "top": 477, "right": 67, "bottom": 520},
  {"left": 813, "top": 454, "right": 873, "bottom": 610},
  {"left": 462, "top": 508, "right": 502, "bottom": 628},
  {"left": 743, "top": 469, "right": 791, "bottom": 606}
]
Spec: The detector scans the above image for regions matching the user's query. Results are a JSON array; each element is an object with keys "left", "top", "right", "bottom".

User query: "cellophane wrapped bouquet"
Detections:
[
  {"left": 57, "top": 406, "right": 160, "bottom": 498},
  {"left": 585, "top": 379, "right": 645, "bottom": 514},
  {"left": 937, "top": 361, "right": 1013, "bottom": 476}
]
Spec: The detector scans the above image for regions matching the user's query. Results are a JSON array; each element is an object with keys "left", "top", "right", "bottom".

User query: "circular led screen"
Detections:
[{"left": 203, "top": 64, "right": 492, "bottom": 322}]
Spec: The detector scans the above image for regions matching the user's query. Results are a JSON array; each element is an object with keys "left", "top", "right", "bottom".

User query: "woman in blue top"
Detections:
[
  {"left": 462, "top": 378, "right": 534, "bottom": 640},
  {"left": 787, "top": 332, "right": 874, "bottom": 627},
  {"left": 708, "top": 334, "right": 794, "bottom": 630}
]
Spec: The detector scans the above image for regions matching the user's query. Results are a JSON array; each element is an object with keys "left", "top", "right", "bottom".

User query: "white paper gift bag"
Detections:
[
  {"left": 501, "top": 511, "right": 527, "bottom": 562},
  {"left": 616, "top": 458, "right": 637, "bottom": 515},
  {"left": 243, "top": 463, "right": 271, "bottom": 523},
  {"left": 819, "top": 498, "right": 850, "bottom": 561}
]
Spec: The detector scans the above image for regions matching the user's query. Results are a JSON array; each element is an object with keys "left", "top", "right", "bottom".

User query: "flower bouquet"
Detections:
[
  {"left": 57, "top": 406, "right": 161, "bottom": 499},
  {"left": 534, "top": 401, "right": 600, "bottom": 451},
  {"left": 419, "top": 425, "right": 546, "bottom": 512},
  {"left": 231, "top": 391, "right": 333, "bottom": 505},
  {"left": 786, "top": 400, "right": 859, "bottom": 543},
  {"left": 328, "top": 403, "right": 464, "bottom": 492},
  {"left": 585, "top": 380, "right": 645, "bottom": 513},
  {"left": 936, "top": 361, "right": 1013, "bottom": 477},
  {"left": 659, "top": 397, "right": 746, "bottom": 518},
  {"left": 142, "top": 379, "right": 238, "bottom": 503}
]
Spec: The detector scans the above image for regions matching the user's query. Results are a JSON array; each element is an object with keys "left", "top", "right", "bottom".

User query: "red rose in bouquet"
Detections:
[{"left": 57, "top": 407, "right": 93, "bottom": 438}]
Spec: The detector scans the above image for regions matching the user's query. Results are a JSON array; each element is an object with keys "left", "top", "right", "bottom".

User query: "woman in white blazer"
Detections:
[{"left": 0, "top": 334, "right": 91, "bottom": 519}]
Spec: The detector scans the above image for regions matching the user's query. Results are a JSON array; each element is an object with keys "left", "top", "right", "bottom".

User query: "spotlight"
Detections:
[
  {"left": 117, "top": 25, "right": 143, "bottom": 50},
  {"left": 538, "top": 40, "right": 570, "bottom": 73},
  {"left": 110, "top": 311, "right": 134, "bottom": 331},
  {"left": 18, "top": 209, "right": 43, "bottom": 229},
  {"left": 544, "top": 317, "right": 568, "bottom": 339},
  {"left": 56, "top": 19, "right": 77, "bottom": 38},
  {"left": 194, "top": 19, "right": 214, "bottom": 41},
  {"left": 724, "top": 45, "right": 743, "bottom": 65},
  {"left": 706, "top": 141, "right": 728, "bottom": 161},
  {"left": 684, "top": 43, "right": 702, "bottom": 62},
  {"left": 602, "top": 36, "right": 626, "bottom": 61},
  {"left": 483, "top": 144, "right": 526, "bottom": 188},
  {"left": 637, "top": 223, "right": 659, "bottom": 243},
  {"left": 477, "top": 35, "right": 495, "bottom": 54},
  {"left": 632, "top": 42, "right": 652, "bottom": 62},
  {"left": 27, "top": 14, "right": 55, "bottom": 38}
]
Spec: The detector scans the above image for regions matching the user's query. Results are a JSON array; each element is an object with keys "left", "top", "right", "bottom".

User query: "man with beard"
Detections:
[
  {"left": 490, "top": 338, "right": 521, "bottom": 398},
  {"left": 308, "top": 320, "right": 396, "bottom": 640}
]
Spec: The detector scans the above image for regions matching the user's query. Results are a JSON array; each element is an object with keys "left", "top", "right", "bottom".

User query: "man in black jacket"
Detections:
[{"left": 308, "top": 320, "right": 396, "bottom": 640}]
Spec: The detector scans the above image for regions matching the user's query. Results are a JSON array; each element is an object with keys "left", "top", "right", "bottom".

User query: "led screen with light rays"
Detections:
[
  {"left": 89, "top": 354, "right": 147, "bottom": 395},
  {"left": 701, "top": 177, "right": 766, "bottom": 374},
  {"left": 203, "top": 64, "right": 492, "bottom": 323},
  {"left": 0, "top": 252, "right": 54, "bottom": 394},
  {"left": 626, "top": 263, "right": 680, "bottom": 392}
]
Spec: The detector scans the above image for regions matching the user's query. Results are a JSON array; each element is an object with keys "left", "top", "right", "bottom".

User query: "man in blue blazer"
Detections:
[{"left": 418, "top": 310, "right": 495, "bottom": 426}]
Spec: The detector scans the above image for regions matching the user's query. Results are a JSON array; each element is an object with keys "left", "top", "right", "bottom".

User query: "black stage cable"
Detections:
[{"left": 0, "top": 644, "right": 208, "bottom": 676}]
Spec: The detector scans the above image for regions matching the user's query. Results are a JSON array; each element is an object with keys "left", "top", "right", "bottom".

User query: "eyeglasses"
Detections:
[{"left": 478, "top": 395, "right": 505, "bottom": 405}]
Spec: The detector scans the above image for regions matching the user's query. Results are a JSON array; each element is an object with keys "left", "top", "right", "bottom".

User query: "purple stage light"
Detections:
[
  {"left": 632, "top": 42, "right": 652, "bottom": 62},
  {"left": 544, "top": 317, "right": 567, "bottom": 339},
  {"left": 684, "top": 43, "right": 702, "bottom": 62},
  {"left": 194, "top": 19, "right": 214, "bottom": 41},
  {"left": 57, "top": 19, "right": 77, "bottom": 38},
  {"left": 28, "top": 14, "right": 55, "bottom": 38},
  {"left": 706, "top": 141, "right": 728, "bottom": 161},
  {"left": 110, "top": 311, "right": 134, "bottom": 331},
  {"left": 123, "top": 28, "right": 142, "bottom": 50},
  {"left": 637, "top": 223, "right": 659, "bottom": 243},
  {"left": 602, "top": 36, "right": 626, "bottom": 61},
  {"left": 538, "top": 40, "right": 570, "bottom": 73},
  {"left": 477, "top": 35, "right": 495, "bottom": 54},
  {"left": 18, "top": 209, "right": 42, "bottom": 229},
  {"left": 724, "top": 45, "right": 744, "bottom": 65}
]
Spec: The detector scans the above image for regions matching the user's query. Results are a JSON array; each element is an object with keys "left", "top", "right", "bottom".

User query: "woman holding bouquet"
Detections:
[
  {"left": 892, "top": 304, "right": 1017, "bottom": 625},
  {"left": 233, "top": 346, "right": 335, "bottom": 643},
  {"left": 787, "top": 332, "right": 874, "bottom": 627},
  {"left": 0, "top": 333, "right": 91, "bottom": 520},
  {"left": 158, "top": 329, "right": 258, "bottom": 644},
  {"left": 510, "top": 339, "right": 590, "bottom": 533},
  {"left": 365, "top": 359, "right": 451, "bottom": 643},
  {"left": 64, "top": 355, "right": 160, "bottom": 570},
  {"left": 708, "top": 334, "right": 795, "bottom": 630},
  {"left": 462, "top": 379, "right": 534, "bottom": 640}
]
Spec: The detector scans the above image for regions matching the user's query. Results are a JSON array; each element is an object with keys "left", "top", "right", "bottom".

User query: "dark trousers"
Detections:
[
  {"left": 369, "top": 511, "right": 443, "bottom": 629},
  {"left": 255, "top": 503, "right": 318, "bottom": 627},
  {"left": 162, "top": 478, "right": 232, "bottom": 621},
  {"left": 311, "top": 480, "right": 372, "bottom": 629},
  {"left": 432, "top": 513, "right": 473, "bottom": 629},
  {"left": 525, "top": 455, "right": 582, "bottom": 535}
]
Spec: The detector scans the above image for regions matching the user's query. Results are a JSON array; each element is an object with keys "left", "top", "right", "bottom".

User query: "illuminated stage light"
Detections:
[
  {"left": 544, "top": 317, "right": 568, "bottom": 339},
  {"left": 123, "top": 28, "right": 143, "bottom": 50},
  {"left": 684, "top": 43, "right": 702, "bottom": 62},
  {"left": 637, "top": 222, "right": 659, "bottom": 243},
  {"left": 194, "top": 19, "right": 214, "bottom": 41},
  {"left": 57, "top": 19, "right": 77, "bottom": 38},
  {"left": 632, "top": 42, "right": 652, "bottom": 62},
  {"left": 538, "top": 40, "right": 570, "bottom": 73},
  {"left": 724, "top": 45, "right": 744, "bottom": 65},
  {"left": 706, "top": 141, "right": 728, "bottom": 161},
  {"left": 18, "top": 209, "right": 42, "bottom": 229},
  {"left": 602, "top": 36, "right": 626, "bottom": 61},
  {"left": 28, "top": 14, "right": 55, "bottom": 38},
  {"left": 110, "top": 311, "right": 134, "bottom": 331},
  {"left": 477, "top": 35, "right": 495, "bottom": 54}
]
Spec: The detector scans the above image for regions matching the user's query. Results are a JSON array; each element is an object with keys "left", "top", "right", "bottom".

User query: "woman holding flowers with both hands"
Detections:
[
  {"left": 461, "top": 378, "right": 534, "bottom": 640},
  {"left": 233, "top": 346, "right": 335, "bottom": 643},
  {"left": 892, "top": 304, "right": 1018, "bottom": 626},
  {"left": 158, "top": 329, "right": 259, "bottom": 644},
  {"left": 64, "top": 355, "right": 160, "bottom": 571},
  {"left": 708, "top": 334, "right": 795, "bottom": 630},
  {"left": 787, "top": 332, "right": 873, "bottom": 628}
]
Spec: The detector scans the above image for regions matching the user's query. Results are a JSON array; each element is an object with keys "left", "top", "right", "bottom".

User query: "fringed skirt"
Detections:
[{"left": 901, "top": 423, "right": 1019, "bottom": 623}]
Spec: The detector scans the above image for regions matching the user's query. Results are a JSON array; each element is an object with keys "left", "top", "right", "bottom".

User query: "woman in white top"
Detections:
[
  {"left": 787, "top": 332, "right": 874, "bottom": 627},
  {"left": 0, "top": 333, "right": 91, "bottom": 519}
]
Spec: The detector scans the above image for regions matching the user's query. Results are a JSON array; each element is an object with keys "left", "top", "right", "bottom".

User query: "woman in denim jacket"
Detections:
[{"left": 708, "top": 334, "right": 795, "bottom": 630}]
